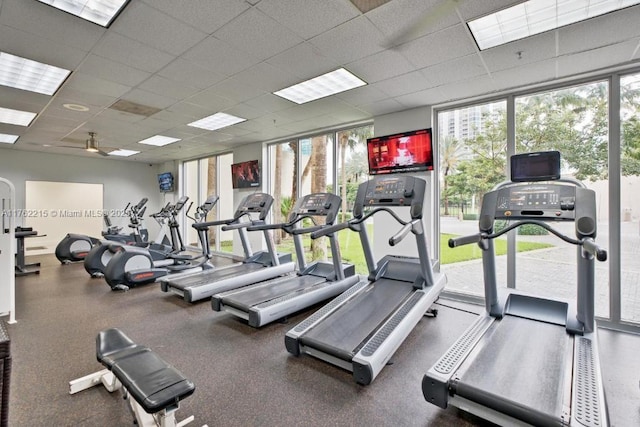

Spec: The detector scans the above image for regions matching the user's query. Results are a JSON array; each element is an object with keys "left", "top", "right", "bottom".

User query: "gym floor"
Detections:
[{"left": 4, "top": 254, "right": 640, "bottom": 426}]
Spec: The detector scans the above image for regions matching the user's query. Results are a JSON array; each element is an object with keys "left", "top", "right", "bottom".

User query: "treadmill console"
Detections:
[
  {"left": 291, "top": 193, "right": 341, "bottom": 225},
  {"left": 494, "top": 184, "right": 577, "bottom": 220},
  {"left": 236, "top": 193, "right": 274, "bottom": 220},
  {"left": 354, "top": 175, "right": 426, "bottom": 219},
  {"left": 201, "top": 195, "right": 219, "bottom": 213}
]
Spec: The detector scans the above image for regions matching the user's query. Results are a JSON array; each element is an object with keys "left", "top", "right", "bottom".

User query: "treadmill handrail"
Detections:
[
  {"left": 389, "top": 220, "right": 420, "bottom": 246},
  {"left": 246, "top": 215, "right": 315, "bottom": 232},
  {"left": 310, "top": 222, "right": 349, "bottom": 239}
]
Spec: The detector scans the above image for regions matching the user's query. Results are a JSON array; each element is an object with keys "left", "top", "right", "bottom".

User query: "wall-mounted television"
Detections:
[
  {"left": 231, "top": 160, "right": 260, "bottom": 189},
  {"left": 158, "top": 172, "right": 174, "bottom": 192},
  {"left": 367, "top": 128, "right": 433, "bottom": 175}
]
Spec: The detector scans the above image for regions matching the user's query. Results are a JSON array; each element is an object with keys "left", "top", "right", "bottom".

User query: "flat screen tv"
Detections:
[
  {"left": 367, "top": 128, "right": 433, "bottom": 175},
  {"left": 158, "top": 172, "right": 174, "bottom": 192},
  {"left": 231, "top": 160, "right": 261, "bottom": 189}
]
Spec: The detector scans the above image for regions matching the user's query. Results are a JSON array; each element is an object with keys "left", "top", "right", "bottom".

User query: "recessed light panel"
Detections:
[
  {"left": 36, "top": 0, "right": 129, "bottom": 27},
  {"left": 108, "top": 149, "right": 139, "bottom": 157},
  {"left": 188, "top": 112, "right": 247, "bottom": 131},
  {"left": 273, "top": 68, "right": 367, "bottom": 104},
  {"left": 0, "top": 133, "right": 19, "bottom": 144},
  {"left": 0, "top": 107, "right": 37, "bottom": 126},
  {"left": 138, "top": 135, "right": 181, "bottom": 146},
  {"left": 0, "top": 52, "right": 71, "bottom": 96},
  {"left": 468, "top": 0, "right": 640, "bottom": 50}
]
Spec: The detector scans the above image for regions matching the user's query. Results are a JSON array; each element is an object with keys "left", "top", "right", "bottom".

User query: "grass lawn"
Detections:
[{"left": 270, "top": 229, "right": 553, "bottom": 275}]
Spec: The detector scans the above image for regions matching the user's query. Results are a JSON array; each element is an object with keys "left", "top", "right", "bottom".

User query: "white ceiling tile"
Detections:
[
  {"left": 233, "top": 62, "right": 300, "bottom": 93},
  {"left": 394, "top": 86, "right": 446, "bottom": 108},
  {"left": 138, "top": 75, "right": 200, "bottom": 100},
  {"left": 55, "top": 88, "right": 117, "bottom": 110},
  {"left": 457, "top": 0, "right": 525, "bottom": 21},
  {"left": 558, "top": 6, "right": 640, "bottom": 56},
  {"left": 346, "top": 49, "right": 416, "bottom": 83},
  {"left": 141, "top": 0, "right": 249, "bottom": 34},
  {"left": 435, "top": 75, "right": 499, "bottom": 104},
  {"left": 373, "top": 70, "right": 433, "bottom": 98},
  {"left": 557, "top": 40, "right": 640, "bottom": 78},
  {"left": 358, "top": 98, "right": 406, "bottom": 116},
  {"left": 77, "top": 54, "right": 151, "bottom": 87},
  {"left": 64, "top": 73, "right": 131, "bottom": 98},
  {"left": 309, "top": 16, "right": 387, "bottom": 64},
  {"left": 204, "top": 78, "right": 265, "bottom": 104},
  {"left": 336, "top": 85, "right": 390, "bottom": 106},
  {"left": 421, "top": 54, "right": 487, "bottom": 86},
  {"left": 92, "top": 32, "right": 176, "bottom": 73},
  {"left": 185, "top": 89, "right": 235, "bottom": 111},
  {"left": 182, "top": 36, "right": 260, "bottom": 76},
  {"left": 481, "top": 31, "right": 556, "bottom": 73},
  {"left": 122, "top": 88, "right": 178, "bottom": 110},
  {"left": 0, "top": 24, "right": 87, "bottom": 70},
  {"left": 367, "top": 0, "right": 461, "bottom": 46},
  {"left": 0, "top": 86, "right": 50, "bottom": 111},
  {"left": 110, "top": 1, "right": 208, "bottom": 56},
  {"left": 0, "top": 0, "right": 104, "bottom": 51},
  {"left": 490, "top": 59, "right": 557, "bottom": 91},
  {"left": 243, "top": 94, "right": 297, "bottom": 115},
  {"left": 157, "top": 58, "right": 226, "bottom": 90},
  {"left": 258, "top": 0, "right": 359, "bottom": 40},
  {"left": 399, "top": 24, "right": 477, "bottom": 69},
  {"left": 266, "top": 42, "right": 340, "bottom": 80},
  {"left": 94, "top": 108, "right": 146, "bottom": 124},
  {"left": 213, "top": 8, "right": 303, "bottom": 61}
]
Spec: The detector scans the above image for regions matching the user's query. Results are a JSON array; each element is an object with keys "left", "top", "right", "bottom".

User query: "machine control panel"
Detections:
[
  {"left": 364, "top": 176, "right": 417, "bottom": 205},
  {"left": 495, "top": 184, "right": 576, "bottom": 220},
  {"left": 237, "top": 193, "right": 272, "bottom": 214},
  {"left": 296, "top": 193, "right": 338, "bottom": 216}
]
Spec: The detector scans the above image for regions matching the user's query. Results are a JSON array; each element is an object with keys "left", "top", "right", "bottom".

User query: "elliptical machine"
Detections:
[
  {"left": 83, "top": 199, "right": 182, "bottom": 278},
  {"left": 103, "top": 195, "right": 218, "bottom": 291},
  {"left": 55, "top": 198, "right": 149, "bottom": 264}
]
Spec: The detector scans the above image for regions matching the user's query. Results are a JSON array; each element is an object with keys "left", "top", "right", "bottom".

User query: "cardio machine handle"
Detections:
[
  {"left": 222, "top": 220, "right": 258, "bottom": 231},
  {"left": 582, "top": 237, "right": 608, "bottom": 262},
  {"left": 310, "top": 222, "right": 349, "bottom": 239},
  {"left": 290, "top": 224, "right": 325, "bottom": 236},
  {"left": 389, "top": 221, "right": 415, "bottom": 246},
  {"left": 448, "top": 233, "right": 483, "bottom": 248},
  {"left": 247, "top": 222, "right": 281, "bottom": 231}
]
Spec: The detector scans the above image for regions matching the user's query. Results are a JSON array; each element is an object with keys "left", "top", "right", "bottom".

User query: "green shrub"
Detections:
[
  {"left": 462, "top": 213, "right": 478, "bottom": 220},
  {"left": 492, "top": 220, "right": 548, "bottom": 235}
]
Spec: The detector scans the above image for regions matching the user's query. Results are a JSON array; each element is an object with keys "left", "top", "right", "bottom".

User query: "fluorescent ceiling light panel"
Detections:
[
  {"left": 0, "top": 107, "right": 37, "bottom": 126},
  {"left": 0, "top": 52, "right": 71, "bottom": 95},
  {"left": 188, "top": 112, "right": 247, "bottom": 131},
  {"left": 273, "top": 68, "right": 367, "bottom": 104},
  {"left": 138, "top": 135, "right": 181, "bottom": 146},
  {"left": 36, "top": 0, "right": 129, "bottom": 27},
  {"left": 108, "top": 149, "right": 139, "bottom": 157},
  {"left": 468, "top": 0, "right": 640, "bottom": 50},
  {"left": 0, "top": 133, "right": 19, "bottom": 144}
]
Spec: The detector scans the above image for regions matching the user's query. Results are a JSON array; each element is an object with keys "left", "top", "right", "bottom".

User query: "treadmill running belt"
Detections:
[
  {"left": 224, "top": 275, "right": 327, "bottom": 310},
  {"left": 455, "top": 315, "right": 570, "bottom": 422},
  {"left": 300, "top": 279, "right": 414, "bottom": 361},
  {"left": 169, "top": 263, "right": 263, "bottom": 288}
]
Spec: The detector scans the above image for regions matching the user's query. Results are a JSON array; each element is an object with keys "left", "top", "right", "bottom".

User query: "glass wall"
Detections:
[
  {"left": 515, "top": 82, "right": 610, "bottom": 318},
  {"left": 182, "top": 152, "right": 234, "bottom": 254},
  {"left": 620, "top": 72, "right": 640, "bottom": 323},
  {"left": 269, "top": 125, "right": 373, "bottom": 274},
  {"left": 438, "top": 101, "right": 507, "bottom": 296}
]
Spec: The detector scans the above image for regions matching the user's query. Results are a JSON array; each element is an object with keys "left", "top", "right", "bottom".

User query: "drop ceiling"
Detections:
[{"left": 0, "top": 0, "right": 639, "bottom": 164}]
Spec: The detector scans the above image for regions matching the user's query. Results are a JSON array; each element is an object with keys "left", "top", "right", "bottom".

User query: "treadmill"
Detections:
[
  {"left": 285, "top": 175, "right": 447, "bottom": 385},
  {"left": 422, "top": 151, "right": 609, "bottom": 427},
  {"left": 160, "top": 193, "right": 295, "bottom": 303},
  {"left": 211, "top": 192, "right": 360, "bottom": 327}
]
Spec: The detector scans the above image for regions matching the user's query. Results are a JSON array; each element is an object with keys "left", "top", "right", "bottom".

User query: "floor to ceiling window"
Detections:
[
  {"left": 620, "top": 72, "right": 640, "bottom": 323},
  {"left": 438, "top": 100, "right": 508, "bottom": 296},
  {"left": 515, "top": 82, "right": 610, "bottom": 318},
  {"left": 182, "top": 152, "right": 234, "bottom": 254},
  {"left": 268, "top": 125, "right": 372, "bottom": 274}
]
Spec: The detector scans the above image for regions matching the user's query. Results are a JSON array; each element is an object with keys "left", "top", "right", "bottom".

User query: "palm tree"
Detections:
[
  {"left": 440, "top": 135, "right": 463, "bottom": 215},
  {"left": 338, "top": 126, "right": 372, "bottom": 221}
]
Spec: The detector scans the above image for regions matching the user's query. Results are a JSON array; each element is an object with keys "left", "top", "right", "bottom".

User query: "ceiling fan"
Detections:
[{"left": 56, "top": 132, "right": 113, "bottom": 156}]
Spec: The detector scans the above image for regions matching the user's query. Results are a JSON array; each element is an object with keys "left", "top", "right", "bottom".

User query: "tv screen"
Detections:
[
  {"left": 367, "top": 128, "right": 433, "bottom": 175},
  {"left": 158, "top": 172, "right": 174, "bottom": 192},
  {"left": 231, "top": 160, "right": 261, "bottom": 189}
]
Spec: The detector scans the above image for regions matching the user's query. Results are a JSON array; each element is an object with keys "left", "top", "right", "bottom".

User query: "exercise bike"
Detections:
[
  {"left": 103, "top": 195, "right": 218, "bottom": 291},
  {"left": 83, "top": 200, "right": 180, "bottom": 278},
  {"left": 55, "top": 198, "right": 149, "bottom": 264}
]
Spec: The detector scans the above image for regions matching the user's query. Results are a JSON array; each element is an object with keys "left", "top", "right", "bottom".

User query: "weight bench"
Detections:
[{"left": 69, "top": 328, "right": 203, "bottom": 427}]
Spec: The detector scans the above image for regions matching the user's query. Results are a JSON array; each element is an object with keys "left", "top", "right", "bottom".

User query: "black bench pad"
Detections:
[{"left": 95, "top": 329, "right": 195, "bottom": 413}]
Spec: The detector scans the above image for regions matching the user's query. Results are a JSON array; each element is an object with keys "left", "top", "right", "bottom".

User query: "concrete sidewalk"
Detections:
[{"left": 440, "top": 217, "right": 640, "bottom": 323}]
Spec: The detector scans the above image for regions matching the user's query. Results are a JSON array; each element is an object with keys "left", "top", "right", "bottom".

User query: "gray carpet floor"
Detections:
[{"left": 3, "top": 254, "right": 640, "bottom": 426}]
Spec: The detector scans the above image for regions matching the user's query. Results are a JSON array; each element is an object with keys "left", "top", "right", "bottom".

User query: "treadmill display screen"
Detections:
[{"left": 511, "top": 151, "right": 561, "bottom": 182}]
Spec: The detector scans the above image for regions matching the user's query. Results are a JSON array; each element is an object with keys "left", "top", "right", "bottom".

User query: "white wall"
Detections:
[
  {"left": 372, "top": 106, "right": 435, "bottom": 260},
  {"left": 0, "top": 147, "right": 163, "bottom": 252}
]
